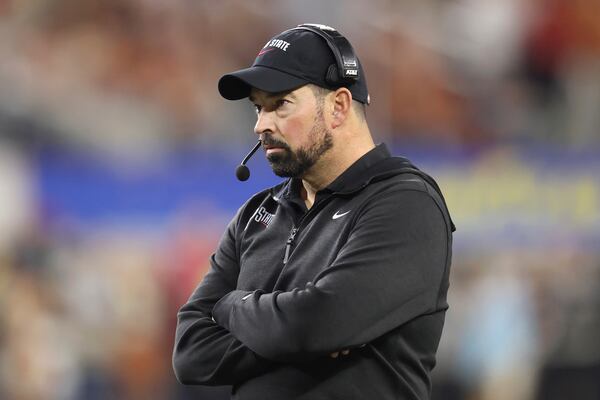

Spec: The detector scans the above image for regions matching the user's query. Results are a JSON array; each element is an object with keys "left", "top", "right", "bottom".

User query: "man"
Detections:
[{"left": 173, "top": 24, "right": 455, "bottom": 400}]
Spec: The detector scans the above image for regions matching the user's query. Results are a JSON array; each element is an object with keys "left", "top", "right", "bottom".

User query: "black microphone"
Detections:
[{"left": 236, "top": 140, "right": 262, "bottom": 181}]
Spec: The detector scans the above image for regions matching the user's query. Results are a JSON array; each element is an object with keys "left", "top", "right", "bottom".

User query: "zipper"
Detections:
[
  {"left": 283, "top": 227, "right": 298, "bottom": 264},
  {"left": 281, "top": 193, "right": 335, "bottom": 265},
  {"left": 277, "top": 165, "right": 401, "bottom": 267}
]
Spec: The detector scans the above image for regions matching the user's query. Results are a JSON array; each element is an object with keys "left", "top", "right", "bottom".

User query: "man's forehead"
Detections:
[{"left": 248, "top": 87, "right": 303, "bottom": 103}]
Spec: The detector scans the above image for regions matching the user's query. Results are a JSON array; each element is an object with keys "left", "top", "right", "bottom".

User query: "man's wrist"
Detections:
[{"left": 212, "top": 290, "right": 252, "bottom": 330}]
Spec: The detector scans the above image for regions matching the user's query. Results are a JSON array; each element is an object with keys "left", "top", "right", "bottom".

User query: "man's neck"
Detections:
[{"left": 300, "top": 139, "right": 375, "bottom": 209}]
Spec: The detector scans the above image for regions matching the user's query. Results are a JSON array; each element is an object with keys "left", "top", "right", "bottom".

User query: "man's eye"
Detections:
[
  {"left": 254, "top": 104, "right": 262, "bottom": 114},
  {"left": 275, "top": 99, "right": 289, "bottom": 108}
]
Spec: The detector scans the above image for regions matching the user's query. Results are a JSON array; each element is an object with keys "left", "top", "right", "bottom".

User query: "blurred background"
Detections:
[{"left": 0, "top": 0, "right": 599, "bottom": 399}]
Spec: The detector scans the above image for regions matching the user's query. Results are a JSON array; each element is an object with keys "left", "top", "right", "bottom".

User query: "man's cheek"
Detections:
[{"left": 283, "top": 116, "right": 307, "bottom": 144}]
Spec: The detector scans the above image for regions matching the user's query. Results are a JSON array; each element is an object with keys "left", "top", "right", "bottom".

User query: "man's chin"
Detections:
[
  {"left": 269, "top": 163, "right": 297, "bottom": 178},
  {"left": 266, "top": 153, "right": 283, "bottom": 164},
  {"left": 267, "top": 150, "right": 312, "bottom": 178},
  {"left": 267, "top": 153, "right": 292, "bottom": 176}
]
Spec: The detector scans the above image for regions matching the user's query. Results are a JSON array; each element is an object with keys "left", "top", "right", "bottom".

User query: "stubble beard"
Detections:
[{"left": 265, "top": 105, "right": 333, "bottom": 178}]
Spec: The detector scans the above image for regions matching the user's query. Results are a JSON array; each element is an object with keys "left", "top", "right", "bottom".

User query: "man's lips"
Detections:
[
  {"left": 262, "top": 137, "right": 288, "bottom": 154},
  {"left": 265, "top": 146, "right": 285, "bottom": 155}
]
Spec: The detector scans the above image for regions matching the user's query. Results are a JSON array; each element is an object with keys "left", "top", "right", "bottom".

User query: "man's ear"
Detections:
[{"left": 330, "top": 88, "right": 352, "bottom": 129}]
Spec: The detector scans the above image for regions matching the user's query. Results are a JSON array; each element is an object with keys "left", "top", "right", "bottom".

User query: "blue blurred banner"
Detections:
[
  {"left": 35, "top": 145, "right": 600, "bottom": 248},
  {"left": 35, "top": 145, "right": 281, "bottom": 227}
]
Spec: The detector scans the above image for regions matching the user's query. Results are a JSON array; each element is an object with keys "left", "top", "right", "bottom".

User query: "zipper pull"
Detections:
[{"left": 283, "top": 227, "right": 298, "bottom": 265}]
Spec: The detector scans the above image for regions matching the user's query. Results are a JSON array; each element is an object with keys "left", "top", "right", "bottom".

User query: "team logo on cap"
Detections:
[
  {"left": 258, "top": 38, "right": 291, "bottom": 56},
  {"left": 257, "top": 48, "right": 275, "bottom": 56}
]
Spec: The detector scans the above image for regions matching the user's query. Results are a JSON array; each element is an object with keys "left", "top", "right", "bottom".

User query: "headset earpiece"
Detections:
[{"left": 325, "top": 64, "right": 340, "bottom": 85}]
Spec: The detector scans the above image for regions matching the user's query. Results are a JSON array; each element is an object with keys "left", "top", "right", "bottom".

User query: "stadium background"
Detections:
[{"left": 0, "top": 1, "right": 599, "bottom": 399}]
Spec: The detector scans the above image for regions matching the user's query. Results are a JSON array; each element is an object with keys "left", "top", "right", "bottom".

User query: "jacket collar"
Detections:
[
  {"left": 272, "top": 143, "right": 392, "bottom": 203},
  {"left": 326, "top": 143, "right": 391, "bottom": 193},
  {"left": 270, "top": 143, "right": 456, "bottom": 232}
]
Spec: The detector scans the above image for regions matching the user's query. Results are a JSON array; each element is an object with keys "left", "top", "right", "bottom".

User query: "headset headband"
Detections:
[{"left": 291, "top": 23, "right": 359, "bottom": 83}]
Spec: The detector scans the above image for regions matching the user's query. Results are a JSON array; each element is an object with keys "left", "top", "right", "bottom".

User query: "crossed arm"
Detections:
[
  {"left": 172, "top": 217, "right": 275, "bottom": 386},
  {"left": 173, "top": 189, "right": 448, "bottom": 383},
  {"left": 211, "top": 190, "right": 448, "bottom": 361}
]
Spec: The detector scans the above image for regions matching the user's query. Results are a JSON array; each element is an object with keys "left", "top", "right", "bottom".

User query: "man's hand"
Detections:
[
  {"left": 329, "top": 349, "right": 350, "bottom": 358},
  {"left": 330, "top": 343, "right": 368, "bottom": 358}
]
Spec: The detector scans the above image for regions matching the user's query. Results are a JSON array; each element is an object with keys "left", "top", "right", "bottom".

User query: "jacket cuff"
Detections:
[{"left": 212, "top": 290, "right": 252, "bottom": 330}]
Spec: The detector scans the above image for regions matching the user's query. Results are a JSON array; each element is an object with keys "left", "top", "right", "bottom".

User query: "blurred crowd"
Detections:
[
  {"left": 0, "top": 0, "right": 599, "bottom": 399},
  {"left": 1, "top": 0, "right": 599, "bottom": 152}
]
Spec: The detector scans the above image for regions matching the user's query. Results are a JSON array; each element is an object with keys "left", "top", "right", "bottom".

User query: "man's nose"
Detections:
[{"left": 254, "top": 110, "right": 275, "bottom": 136}]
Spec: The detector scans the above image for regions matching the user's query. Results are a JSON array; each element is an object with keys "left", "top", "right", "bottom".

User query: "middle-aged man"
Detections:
[{"left": 173, "top": 23, "right": 456, "bottom": 400}]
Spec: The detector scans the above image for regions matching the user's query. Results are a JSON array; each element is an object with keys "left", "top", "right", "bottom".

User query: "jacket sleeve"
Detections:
[
  {"left": 172, "top": 212, "right": 275, "bottom": 386},
  {"left": 212, "top": 189, "right": 451, "bottom": 361}
]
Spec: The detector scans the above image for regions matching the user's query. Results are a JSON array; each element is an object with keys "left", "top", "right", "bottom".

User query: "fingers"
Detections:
[{"left": 329, "top": 349, "right": 351, "bottom": 358}]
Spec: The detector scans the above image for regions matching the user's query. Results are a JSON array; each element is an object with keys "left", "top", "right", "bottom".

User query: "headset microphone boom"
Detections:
[{"left": 235, "top": 140, "right": 262, "bottom": 181}]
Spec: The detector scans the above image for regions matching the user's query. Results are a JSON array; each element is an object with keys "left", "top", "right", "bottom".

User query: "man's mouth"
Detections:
[
  {"left": 265, "top": 146, "right": 285, "bottom": 155},
  {"left": 263, "top": 140, "right": 288, "bottom": 154}
]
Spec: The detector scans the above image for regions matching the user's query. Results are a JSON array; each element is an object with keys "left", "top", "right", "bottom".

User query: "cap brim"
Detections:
[{"left": 218, "top": 66, "right": 308, "bottom": 100}]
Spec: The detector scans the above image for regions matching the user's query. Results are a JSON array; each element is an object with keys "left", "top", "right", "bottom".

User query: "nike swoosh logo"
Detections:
[
  {"left": 257, "top": 48, "right": 275, "bottom": 56},
  {"left": 332, "top": 210, "right": 351, "bottom": 220}
]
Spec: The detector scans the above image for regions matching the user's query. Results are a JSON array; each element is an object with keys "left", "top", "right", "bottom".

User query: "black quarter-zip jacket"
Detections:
[{"left": 173, "top": 144, "right": 455, "bottom": 400}]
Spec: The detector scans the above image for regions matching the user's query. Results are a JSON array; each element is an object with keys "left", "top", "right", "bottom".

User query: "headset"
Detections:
[{"left": 290, "top": 23, "right": 360, "bottom": 87}]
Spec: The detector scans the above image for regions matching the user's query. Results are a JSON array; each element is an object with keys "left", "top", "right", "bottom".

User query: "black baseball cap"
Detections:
[{"left": 218, "top": 25, "right": 370, "bottom": 104}]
